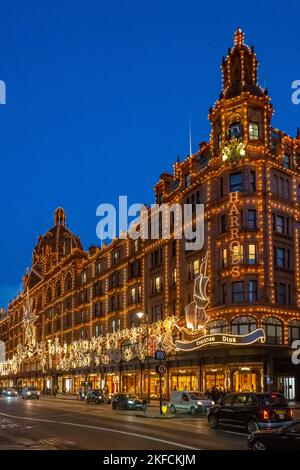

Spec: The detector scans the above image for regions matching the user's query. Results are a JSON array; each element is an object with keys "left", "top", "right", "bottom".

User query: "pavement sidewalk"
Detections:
[
  {"left": 42, "top": 394, "right": 78, "bottom": 401},
  {"left": 41, "top": 394, "right": 161, "bottom": 408}
]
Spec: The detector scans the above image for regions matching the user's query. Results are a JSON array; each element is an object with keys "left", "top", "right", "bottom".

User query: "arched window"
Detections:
[
  {"left": 46, "top": 288, "right": 52, "bottom": 303},
  {"left": 65, "top": 274, "right": 72, "bottom": 292},
  {"left": 37, "top": 296, "right": 42, "bottom": 310},
  {"left": 262, "top": 317, "right": 283, "bottom": 345},
  {"left": 206, "top": 320, "right": 227, "bottom": 334},
  {"left": 231, "top": 316, "right": 257, "bottom": 335},
  {"left": 56, "top": 281, "right": 61, "bottom": 298},
  {"left": 112, "top": 250, "right": 119, "bottom": 266},
  {"left": 288, "top": 320, "right": 300, "bottom": 344},
  {"left": 283, "top": 154, "right": 291, "bottom": 169}
]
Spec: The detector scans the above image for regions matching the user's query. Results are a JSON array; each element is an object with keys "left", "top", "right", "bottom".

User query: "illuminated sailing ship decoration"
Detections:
[
  {"left": 183, "top": 254, "right": 209, "bottom": 333},
  {"left": 174, "top": 252, "right": 266, "bottom": 352}
]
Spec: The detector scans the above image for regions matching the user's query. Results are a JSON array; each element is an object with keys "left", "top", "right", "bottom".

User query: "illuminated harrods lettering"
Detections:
[{"left": 229, "top": 192, "right": 242, "bottom": 278}]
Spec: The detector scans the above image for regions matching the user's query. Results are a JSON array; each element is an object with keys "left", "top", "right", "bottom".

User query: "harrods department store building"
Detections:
[{"left": 2, "top": 29, "right": 300, "bottom": 400}]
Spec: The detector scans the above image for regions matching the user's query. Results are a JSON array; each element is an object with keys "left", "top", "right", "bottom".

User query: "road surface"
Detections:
[{"left": 0, "top": 396, "right": 291, "bottom": 450}]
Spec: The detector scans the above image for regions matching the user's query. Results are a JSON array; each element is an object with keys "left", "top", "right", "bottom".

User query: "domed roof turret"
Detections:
[
  {"left": 220, "top": 28, "right": 266, "bottom": 99},
  {"left": 24, "top": 208, "right": 84, "bottom": 289}
]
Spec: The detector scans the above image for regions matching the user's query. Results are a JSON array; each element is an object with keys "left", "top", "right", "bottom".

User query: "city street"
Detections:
[{"left": 0, "top": 396, "right": 254, "bottom": 450}]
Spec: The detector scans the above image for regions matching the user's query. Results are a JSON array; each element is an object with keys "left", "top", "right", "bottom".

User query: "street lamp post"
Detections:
[{"left": 136, "top": 312, "right": 151, "bottom": 404}]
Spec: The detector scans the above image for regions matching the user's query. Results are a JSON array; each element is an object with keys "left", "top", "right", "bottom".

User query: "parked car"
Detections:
[
  {"left": 3, "top": 387, "right": 18, "bottom": 398},
  {"left": 248, "top": 420, "right": 300, "bottom": 450},
  {"left": 0, "top": 387, "right": 5, "bottom": 397},
  {"left": 169, "top": 391, "right": 214, "bottom": 415},
  {"left": 111, "top": 393, "right": 143, "bottom": 410},
  {"left": 208, "top": 392, "right": 293, "bottom": 434},
  {"left": 86, "top": 389, "right": 110, "bottom": 404},
  {"left": 21, "top": 387, "right": 40, "bottom": 400}
]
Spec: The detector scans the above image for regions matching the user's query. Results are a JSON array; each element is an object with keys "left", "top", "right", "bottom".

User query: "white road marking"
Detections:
[
  {"left": 0, "top": 412, "right": 200, "bottom": 450},
  {"left": 224, "top": 430, "right": 246, "bottom": 437}
]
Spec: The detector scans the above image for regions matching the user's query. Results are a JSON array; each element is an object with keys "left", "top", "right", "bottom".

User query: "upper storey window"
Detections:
[
  {"left": 250, "top": 171, "right": 256, "bottom": 192},
  {"left": 151, "top": 248, "right": 163, "bottom": 268},
  {"left": 112, "top": 250, "right": 119, "bottom": 266},
  {"left": 157, "top": 193, "right": 163, "bottom": 205},
  {"left": 228, "top": 122, "right": 243, "bottom": 140},
  {"left": 65, "top": 276, "right": 72, "bottom": 292},
  {"left": 230, "top": 172, "right": 243, "bottom": 192},
  {"left": 249, "top": 122, "right": 259, "bottom": 140},
  {"left": 56, "top": 281, "right": 61, "bottom": 298},
  {"left": 271, "top": 131, "right": 280, "bottom": 140},
  {"left": 184, "top": 174, "right": 191, "bottom": 188},
  {"left": 47, "top": 288, "right": 52, "bottom": 303},
  {"left": 95, "top": 261, "right": 102, "bottom": 275},
  {"left": 283, "top": 154, "right": 291, "bottom": 170}
]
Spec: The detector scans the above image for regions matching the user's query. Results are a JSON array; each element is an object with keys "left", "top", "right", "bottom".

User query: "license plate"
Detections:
[{"left": 275, "top": 410, "right": 285, "bottom": 419}]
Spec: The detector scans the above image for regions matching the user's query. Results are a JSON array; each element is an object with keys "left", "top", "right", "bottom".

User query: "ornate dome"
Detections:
[{"left": 24, "top": 208, "right": 84, "bottom": 289}]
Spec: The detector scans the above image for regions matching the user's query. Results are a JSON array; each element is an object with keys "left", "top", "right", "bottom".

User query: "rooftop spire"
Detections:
[
  {"left": 54, "top": 207, "right": 66, "bottom": 227},
  {"left": 234, "top": 27, "right": 245, "bottom": 47}
]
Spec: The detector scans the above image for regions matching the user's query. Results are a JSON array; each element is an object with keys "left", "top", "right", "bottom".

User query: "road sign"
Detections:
[
  {"left": 155, "top": 350, "right": 166, "bottom": 361},
  {"left": 156, "top": 364, "right": 166, "bottom": 375}
]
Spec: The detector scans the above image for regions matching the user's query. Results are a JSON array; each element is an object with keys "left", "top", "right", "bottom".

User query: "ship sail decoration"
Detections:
[{"left": 183, "top": 254, "right": 210, "bottom": 334}]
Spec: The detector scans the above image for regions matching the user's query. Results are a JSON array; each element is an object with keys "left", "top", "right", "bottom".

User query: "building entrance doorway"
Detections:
[
  {"left": 233, "top": 370, "right": 257, "bottom": 392},
  {"left": 205, "top": 371, "right": 225, "bottom": 391}
]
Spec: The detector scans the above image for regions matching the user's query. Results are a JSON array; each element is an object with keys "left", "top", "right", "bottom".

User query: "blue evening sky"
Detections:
[{"left": 0, "top": 0, "right": 299, "bottom": 307}]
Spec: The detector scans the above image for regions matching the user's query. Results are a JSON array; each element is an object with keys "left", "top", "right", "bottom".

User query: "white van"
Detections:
[{"left": 169, "top": 390, "right": 214, "bottom": 414}]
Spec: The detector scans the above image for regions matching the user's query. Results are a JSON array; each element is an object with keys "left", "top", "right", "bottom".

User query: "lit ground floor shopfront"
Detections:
[{"left": 1, "top": 345, "right": 300, "bottom": 401}]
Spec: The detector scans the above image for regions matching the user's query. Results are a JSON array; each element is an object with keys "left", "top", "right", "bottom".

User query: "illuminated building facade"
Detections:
[{"left": 1, "top": 29, "right": 300, "bottom": 400}]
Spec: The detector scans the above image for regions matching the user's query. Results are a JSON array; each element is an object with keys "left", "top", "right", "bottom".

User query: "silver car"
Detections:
[
  {"left": 4, "top": 387, "right": 18, "bottom": 398},
  {"left": 21, "top": 387, "right": 40, "bottom": 399},
  {"left": 169, "top": 391, "right": 214, "bottom": 414}
]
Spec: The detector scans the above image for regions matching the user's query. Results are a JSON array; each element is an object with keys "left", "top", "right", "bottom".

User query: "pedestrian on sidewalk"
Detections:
[{"left": 142, "top": 399, "right": 148, "bottom": 416}]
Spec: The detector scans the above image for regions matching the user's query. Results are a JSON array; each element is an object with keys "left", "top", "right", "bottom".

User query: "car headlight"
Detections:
[
  {"left": 197, "top": 401, "right": 203, "bottom": 406},
  {"left": 7, "top": 391, "right": 11, "bottom": 395},
  {"left": 127, "top": 400, "right": 134, "bottom": 404},
  {"left": 27, "top": 392, "right": 31, "bottom": 395},
  {"left": 211, "top": 401, "right": 215, "bottom": 405}
]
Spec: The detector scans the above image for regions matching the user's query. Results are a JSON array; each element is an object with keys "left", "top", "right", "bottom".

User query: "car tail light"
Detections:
[
  {"left": 289, "top": 409, "right": 293, "bottom": 418},
  {"left": 262, "top": 409, "right": 269, "bottom": 420}
]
